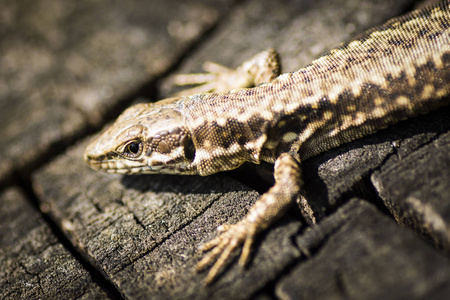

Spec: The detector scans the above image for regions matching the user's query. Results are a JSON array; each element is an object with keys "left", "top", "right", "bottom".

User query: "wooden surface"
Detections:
[{"left": 1, "top": 0, "right": 450, "bottom": 299}]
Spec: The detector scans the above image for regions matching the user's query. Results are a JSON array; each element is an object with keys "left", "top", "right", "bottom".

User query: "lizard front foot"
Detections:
[
  {"left": 196, "top": 153, "right": 303, "bottom": 284},
  {"left": 169, "top": 49, "right": 281, "bottom": 96},
  {"left": 196, "top": 220, "right": 258, "bottom": 284}
]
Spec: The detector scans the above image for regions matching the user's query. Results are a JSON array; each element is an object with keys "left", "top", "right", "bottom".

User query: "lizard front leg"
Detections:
[
  {"left": 169, "top": 48, "right": 281, "bottom": 95},
  {"left": 196, "top": 153, "right": 302, "bottom": 284}
]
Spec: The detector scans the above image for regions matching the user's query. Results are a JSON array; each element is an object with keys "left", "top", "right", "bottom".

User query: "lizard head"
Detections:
[{"left": 84, "top": 101, "right": 198, "bottom": 175}]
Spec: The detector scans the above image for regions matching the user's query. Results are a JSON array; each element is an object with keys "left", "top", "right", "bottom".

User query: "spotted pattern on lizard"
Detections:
[{"left": 84, "top": 1, "right": 450, "bottom": 284}]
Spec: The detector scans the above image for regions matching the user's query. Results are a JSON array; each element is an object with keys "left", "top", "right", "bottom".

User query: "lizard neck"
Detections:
[{"left": 181, "top": 93, "right": 270, "bottom": 175}]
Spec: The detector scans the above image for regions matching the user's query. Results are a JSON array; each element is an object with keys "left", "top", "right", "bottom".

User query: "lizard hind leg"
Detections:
[
  {"left": 196, "top": 153, "right": 302, "bottom": 284},
  {"left": 169, "top": 48, "right": 282, "bottom": 96}
]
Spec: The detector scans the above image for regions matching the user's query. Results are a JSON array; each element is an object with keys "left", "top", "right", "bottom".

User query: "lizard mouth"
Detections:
[
  {"left": 85, "top": 156, "right": 194, "bottom": 175},
  {"left": 85, "top": 156, "right": 158, "bottom": 174}
]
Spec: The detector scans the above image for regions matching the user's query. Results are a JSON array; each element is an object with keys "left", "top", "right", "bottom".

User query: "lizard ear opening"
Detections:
[{"left": 183, "top": 137, "right": 196, "bottom": 161}]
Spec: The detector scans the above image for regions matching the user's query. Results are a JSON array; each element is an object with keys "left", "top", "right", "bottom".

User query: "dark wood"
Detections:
[
  {"left": 0, "top": 188, "right": 111, "bottom": 299},
  {"left": 372, "top": 125, "right": 450, "bottom": 254},
  {"left": 278, "top": 199, "right": 450, "bottom": 300},
  {"left": 1, "top": 0, "right": 450, "bottom": 299},
  {"left": 0, "top": 0, "right": 230, "bottom": 187}
]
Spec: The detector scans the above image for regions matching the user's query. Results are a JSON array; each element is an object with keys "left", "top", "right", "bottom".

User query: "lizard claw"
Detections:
[
  {"left": 196, "top": 220, "right": 257, "bottom": 284},
  {"left": 169, "top": 49, "right": 281, "bottom": 96},
  {"left": 168, "top": 61, "right": 237, "bottom": 96}
]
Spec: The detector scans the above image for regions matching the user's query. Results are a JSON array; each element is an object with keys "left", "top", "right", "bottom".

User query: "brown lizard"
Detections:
[{"left": 84, "top": 1, "right": 450, "bottom": 284}]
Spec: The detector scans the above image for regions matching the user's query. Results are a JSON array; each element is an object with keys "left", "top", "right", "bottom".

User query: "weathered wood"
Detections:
[
  {"left": 0, "top": 188, "right": 111, "bottom": 299},
  {"left": 33, "top": 138, "right": 303, "bottom": 299},
  {"left": 1, "top": 0, "right": 449, "bottom": 299},
  {"left": 0, "top": 0, "right": 231, "bottom": 187},
  {"left": 277, "top": 199, "right": 450, "bottom": 300},
  {"left": 372, "top": 129, "right": 450, "bottom": 254}
]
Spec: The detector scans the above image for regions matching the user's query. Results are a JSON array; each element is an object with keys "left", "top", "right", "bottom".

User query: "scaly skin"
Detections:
[{"left": 85, "top": 1, "right": 450, "bottom": 284}]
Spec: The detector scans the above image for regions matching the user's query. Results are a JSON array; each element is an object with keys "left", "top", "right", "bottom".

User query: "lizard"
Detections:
[{"left": 84, "top": 1, "right": 450, "bottom": 284}]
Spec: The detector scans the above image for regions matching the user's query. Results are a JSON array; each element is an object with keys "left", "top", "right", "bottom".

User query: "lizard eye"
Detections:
[{"left": 123, "top": 141, "right": 142, "bottom": 157}]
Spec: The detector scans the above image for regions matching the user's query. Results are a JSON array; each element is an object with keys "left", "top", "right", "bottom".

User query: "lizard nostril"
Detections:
[{"left": 83, "top": 149, "right": 92, "bottom": 162}]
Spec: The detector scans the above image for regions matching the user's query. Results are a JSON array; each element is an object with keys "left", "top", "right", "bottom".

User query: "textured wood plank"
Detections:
[
  {"left": 25, "top": 0, "right": 450, "bottom": 298},
  {"left": 0, "top": 188, "right": 111, "bottom": 299},
  {"left": 372, "top": 128, "right": 450, "bottom": 253},
  {"left": 0, "top": 0, "right": 232, "bottom": 186},
  {"left": 277, "top": 199, "right": 450, "bottom": 300},
  {"left": 33, "top": 139, "right": 301, "bottom": 298},
  {"left": 113, "top": 191, "right": 301, "bottom": 300}
]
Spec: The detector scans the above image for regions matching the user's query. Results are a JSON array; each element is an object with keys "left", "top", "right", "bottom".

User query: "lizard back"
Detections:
[{"left": 180, "top": 1, "right": 450, "bottom": 175}]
